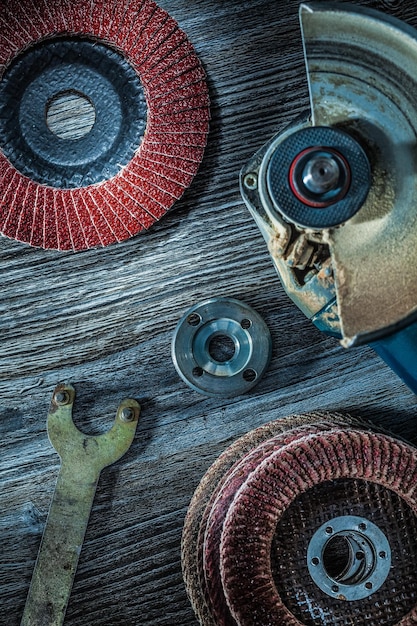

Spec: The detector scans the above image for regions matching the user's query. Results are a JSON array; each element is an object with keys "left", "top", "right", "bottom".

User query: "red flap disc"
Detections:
[
  {"left": 182, "top": 414, "right": 417, "bottom": 626},
  {"left": 0, "top": 0, "right": 210, "bottom": 250}
]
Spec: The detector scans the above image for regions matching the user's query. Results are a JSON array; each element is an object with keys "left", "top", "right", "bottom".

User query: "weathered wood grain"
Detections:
[{"left": 1, "top": 1, "right": 416, "bottom": 625}]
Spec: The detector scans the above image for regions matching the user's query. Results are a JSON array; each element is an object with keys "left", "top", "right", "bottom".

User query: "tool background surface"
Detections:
[{"left": 1, "top": 1, "right": 416, "bottom": 625}]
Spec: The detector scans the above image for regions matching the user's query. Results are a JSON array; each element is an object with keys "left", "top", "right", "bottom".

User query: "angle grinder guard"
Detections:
[{"left": 240, "top": 2, "right": 417, "bottom": 393}]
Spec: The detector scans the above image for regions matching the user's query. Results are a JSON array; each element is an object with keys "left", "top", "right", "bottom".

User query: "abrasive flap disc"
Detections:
[
  {"left": 0, "top": 0, "right": 210, "bottom": 250},
  {"left": 182, "top": 413, "right": 417, "bottom": 626}
]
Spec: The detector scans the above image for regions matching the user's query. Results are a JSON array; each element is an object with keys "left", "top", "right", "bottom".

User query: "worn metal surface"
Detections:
[
  {"left": 241, "top": 2, "right": 417, "bottom": 348},
  {"left": 240, "top": 118, "right": 340, "bottom": 332},
  {"left": 301, "top": 2, "right": 417, "bottom": 345},
  {"left": 21, "top": 384, "right": 140, "bottom": 626}
]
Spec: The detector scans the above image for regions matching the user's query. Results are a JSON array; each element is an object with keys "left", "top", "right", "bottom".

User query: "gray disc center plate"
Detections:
[
  {"left": 307, "top": 515, "right": 391, "bottom": 601},
  {"left": 171, "top": 298, "right": 272, "bottom": 397}
]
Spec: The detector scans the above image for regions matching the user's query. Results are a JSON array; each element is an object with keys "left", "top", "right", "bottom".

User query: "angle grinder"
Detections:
[{"left": 240, "top": 2, "right": 417, "bottom": 394}]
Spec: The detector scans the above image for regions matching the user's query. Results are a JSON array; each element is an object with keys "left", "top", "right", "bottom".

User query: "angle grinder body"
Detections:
[{"left": 240, "top": 2, "right": 417, "bottom": 394}]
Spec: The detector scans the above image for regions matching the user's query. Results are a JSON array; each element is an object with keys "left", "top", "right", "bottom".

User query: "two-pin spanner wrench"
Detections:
[{"left": 21, "top": 383, "right": 140, "bottom": 626}]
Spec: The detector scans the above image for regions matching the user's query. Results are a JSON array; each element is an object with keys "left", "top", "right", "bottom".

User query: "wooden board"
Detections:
[{"left": 1, "top": 1, "right": 416, "bottom": 624}]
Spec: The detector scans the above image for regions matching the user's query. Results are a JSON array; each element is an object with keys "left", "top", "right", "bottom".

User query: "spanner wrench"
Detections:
[{"left": 21, "top": 383, "right": 140, "bottom": 626}]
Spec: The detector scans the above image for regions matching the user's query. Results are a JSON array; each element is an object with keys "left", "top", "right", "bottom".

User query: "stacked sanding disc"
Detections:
[
  {"left": 0, "top": 0, "right": 209, "bottom": 250},
  {"left": 182, "top": 413, "right": 417, "bottom": 626}
]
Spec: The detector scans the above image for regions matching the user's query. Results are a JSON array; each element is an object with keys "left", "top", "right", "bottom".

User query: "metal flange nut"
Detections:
[{"left": 171, "top": 298, "right": 272, "bottom": 398}]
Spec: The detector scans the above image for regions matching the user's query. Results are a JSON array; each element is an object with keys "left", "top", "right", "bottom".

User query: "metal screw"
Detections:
[
  {"left": 54, "top": 390, "right": 70, "bottom": 406},
  {"left": 243, "top": 173, "right": 258, "bottom": 190},
  {"left": 120, "top": 407, "right": 135, "bottom": 422}
]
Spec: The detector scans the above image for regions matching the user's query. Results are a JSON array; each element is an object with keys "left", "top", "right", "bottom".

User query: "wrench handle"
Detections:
[{"left": 21, "top": 464, "right": 100, "bottom": 626}]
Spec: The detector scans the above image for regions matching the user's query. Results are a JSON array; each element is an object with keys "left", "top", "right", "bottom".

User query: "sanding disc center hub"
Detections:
[{"left": 0, "top": 38, "right": 147, "bottom": 188}]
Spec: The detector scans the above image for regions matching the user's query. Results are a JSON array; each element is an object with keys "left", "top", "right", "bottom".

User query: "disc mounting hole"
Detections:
[
  {"left": 241, "top": 318, "right": 252, "bottom": 330},
  {"left": 208, "top": 334, "right": 236, "bottom": 363},
  {"left": 46, "top": 90, "right": 96, "bottom": 140},
  {"left": 243, "top": 368, "right": 257, "bottom": 382},
  {"left": 187, "top": 313, "right": 202, "bottom": 327},
  {"left": 322, "top": 535, "right": 351, "bottom": 581},
  {"left": 192, "top": 366, "right": 204, "bottom": 377}
]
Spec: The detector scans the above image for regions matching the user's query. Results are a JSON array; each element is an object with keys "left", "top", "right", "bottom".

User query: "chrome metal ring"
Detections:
[
  {"left": 171, "top": 298, "right": 272, "bottom": 397},
  {"left": 307, "top": 515, "right": 391, "bottom": 601}
]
